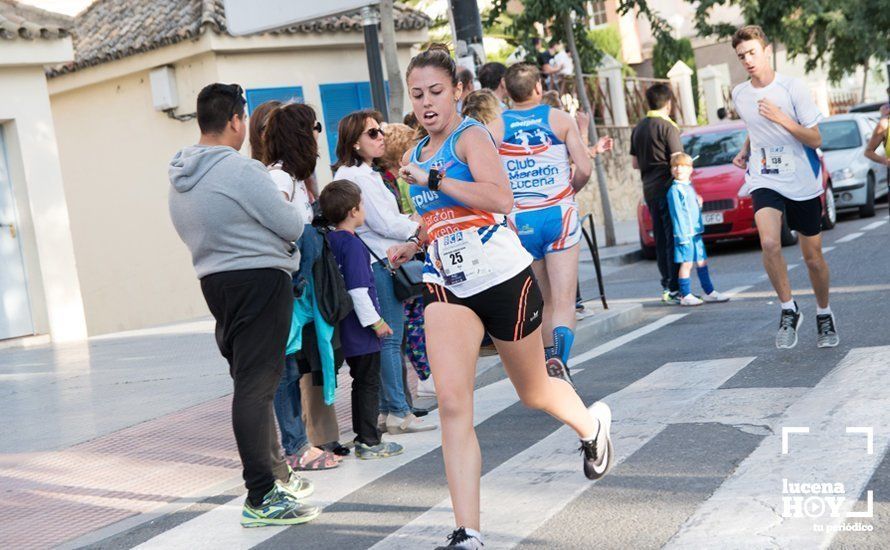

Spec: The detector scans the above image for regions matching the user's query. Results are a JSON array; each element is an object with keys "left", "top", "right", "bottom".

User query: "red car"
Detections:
[{"left": 638, "top": 122, "right": 837, "bottom": 259}]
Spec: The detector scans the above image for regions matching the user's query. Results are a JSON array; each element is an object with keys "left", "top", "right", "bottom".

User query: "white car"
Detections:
[{"left": 818, "top": 113, "right": 888, "bottom": 218}]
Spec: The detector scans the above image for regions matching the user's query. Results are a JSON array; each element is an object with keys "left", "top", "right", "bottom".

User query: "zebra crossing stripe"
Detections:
[
  {"left": 372, "top": 357, "right": 755, "bottom": 549},
  {"left": 133, "top": 315, "right": 687, "bottom": 550},
  {"left": 664, "top": 346, "right": 890, "bottom": 548},
  {"left": 835, "top": 232, "right": 864, "bottom": 243},
  {"left": 860, "top": 220, "right": 887, "bottom": 231}
]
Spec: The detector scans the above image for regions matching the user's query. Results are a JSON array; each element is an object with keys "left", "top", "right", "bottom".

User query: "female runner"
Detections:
[{"left": 388, "top": 44, "right": 615, "bottom": 550}]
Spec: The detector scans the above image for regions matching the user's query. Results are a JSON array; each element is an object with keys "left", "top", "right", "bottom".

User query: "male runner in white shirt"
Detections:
[{"left": 730, "top": 24, "right": 839, "bottom": 349}]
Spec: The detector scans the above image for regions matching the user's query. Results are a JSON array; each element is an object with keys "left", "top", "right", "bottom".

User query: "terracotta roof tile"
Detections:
[
  {"left": 0, "top": 0, "right": 71, "bottom": 41},
  {"left": 49, "top": 0, "right": 430, "bottom": 76}
]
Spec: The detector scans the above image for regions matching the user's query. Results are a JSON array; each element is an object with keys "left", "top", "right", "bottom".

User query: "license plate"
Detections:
[{"left": 702, "top": 212, "right": 724, "bottom": 225}]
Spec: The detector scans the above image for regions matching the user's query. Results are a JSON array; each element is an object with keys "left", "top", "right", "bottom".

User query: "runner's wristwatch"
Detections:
[{"left": 428, "top": 168, "right": 443, "bottom": 191}]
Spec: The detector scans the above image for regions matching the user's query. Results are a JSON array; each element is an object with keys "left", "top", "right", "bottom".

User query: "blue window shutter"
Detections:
[
  {"left": 245, "top": 86, "right": 304, "bottom": 115},
  {"left": 320, "top": 81, "right": 391, "bottom": 165}
]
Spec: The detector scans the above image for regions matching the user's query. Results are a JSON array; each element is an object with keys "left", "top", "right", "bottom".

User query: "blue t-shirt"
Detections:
[{"left": 326, "top": 230, "right": 381, "bottom": 358}]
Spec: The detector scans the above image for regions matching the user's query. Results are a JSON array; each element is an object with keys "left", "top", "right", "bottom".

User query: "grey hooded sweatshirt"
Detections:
[{"left": 169, "top": 145, "right": 304, "bottom": 279}]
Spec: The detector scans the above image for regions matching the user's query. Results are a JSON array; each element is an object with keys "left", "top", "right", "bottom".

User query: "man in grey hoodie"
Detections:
[{"left": 168, "top": 83, "right": 319, "bottom": 527}]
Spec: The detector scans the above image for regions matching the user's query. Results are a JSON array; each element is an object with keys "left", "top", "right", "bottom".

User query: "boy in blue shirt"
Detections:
[
  {"left": 667, "top": 153, "right": 730, "bottom": 306},
  {"left": 319, "top": 180, "right": 404, "bottom": 459}
]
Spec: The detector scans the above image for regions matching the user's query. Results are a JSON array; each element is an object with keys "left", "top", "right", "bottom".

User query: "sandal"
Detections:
[{"left": 288, "top": 447, "right": 340, "bottom": 470}]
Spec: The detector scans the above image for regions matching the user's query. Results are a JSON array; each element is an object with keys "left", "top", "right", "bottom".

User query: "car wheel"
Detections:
[
  {"left": 859, "top": 172, "right": 876, "bottom": 218},
  {"left": 780, "top": 219, "right": 798, "bottom": 246},
  {"left": 821, "top": 183, "right": 837, "bottom": 230}
]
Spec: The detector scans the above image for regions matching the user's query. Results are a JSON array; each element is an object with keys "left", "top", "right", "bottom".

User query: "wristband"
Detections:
[{"left": 371, "top": 319, "right": 385, "bottom": 330}]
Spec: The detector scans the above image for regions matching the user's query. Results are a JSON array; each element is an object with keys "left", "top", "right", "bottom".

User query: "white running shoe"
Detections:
[
  {"left": 702, "top": 290, "right": 730, "bottom": 303},
  {"left": 581, "top": 401, "right": 614, "bottom": 480},
  {"left": 679, "top": 294, "right": 704, "bottom": 306},
  {"left": 385, "top": 412, "right": 437, "bottom": 435}
]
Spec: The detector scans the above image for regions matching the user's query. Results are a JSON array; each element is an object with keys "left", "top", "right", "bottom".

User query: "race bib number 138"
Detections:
[{"left": 759, "top": 146, "right": 795, "bottom": 175}]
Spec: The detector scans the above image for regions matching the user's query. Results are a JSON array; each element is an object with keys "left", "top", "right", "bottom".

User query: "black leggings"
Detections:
[{"left": 345, "top": 352, "right": 383, "bottom": 446}]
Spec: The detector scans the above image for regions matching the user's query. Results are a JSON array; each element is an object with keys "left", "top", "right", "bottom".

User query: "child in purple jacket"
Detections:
[{"left": 318, "top": 180, "right": 405, "bottom": 459}]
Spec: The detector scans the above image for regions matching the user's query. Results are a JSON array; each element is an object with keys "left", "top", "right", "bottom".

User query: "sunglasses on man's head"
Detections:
[{"left": 365, "top": 128, "right": 385, "bottom": 139}]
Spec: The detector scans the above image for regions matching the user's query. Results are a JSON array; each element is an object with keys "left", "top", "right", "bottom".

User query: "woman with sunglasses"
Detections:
[{"left": 333, "top": 110, "right": 437, "bottom": 436}]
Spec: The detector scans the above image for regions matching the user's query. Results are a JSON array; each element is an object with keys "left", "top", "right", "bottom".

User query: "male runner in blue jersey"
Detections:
[{"left": 490, "top": 63, "right": 612, "bottom": 369}]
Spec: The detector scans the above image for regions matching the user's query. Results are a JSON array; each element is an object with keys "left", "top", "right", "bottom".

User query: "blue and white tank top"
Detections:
[
  {"left": 499, "top": 104, "right": 574, "bottom": 211},
  {"left": 410, "top": 117, "right": 532, "bottom": 297}
]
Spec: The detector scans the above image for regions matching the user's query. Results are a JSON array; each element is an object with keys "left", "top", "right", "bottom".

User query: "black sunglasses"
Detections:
[
  {"left": 365, "top": 128, "right": 385, "bottom": 139},
  {"left": 314, "top": 121, "right": 323, "bottom": 133}
]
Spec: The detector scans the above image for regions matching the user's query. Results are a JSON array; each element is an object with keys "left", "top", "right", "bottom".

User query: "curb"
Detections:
[{"left": 580, "top": 243, "right": 644, "bottom": 267}]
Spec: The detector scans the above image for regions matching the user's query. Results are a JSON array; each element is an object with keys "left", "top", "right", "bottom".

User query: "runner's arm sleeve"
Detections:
[
  {"left": 791, "top": 78, "right": 824, "bottom": 128},
  {"left": 347, "top": 288, "right": 382, "bottom": 327}
]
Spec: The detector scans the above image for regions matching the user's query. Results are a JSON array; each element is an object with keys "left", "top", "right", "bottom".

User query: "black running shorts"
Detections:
[
  {"left": 423, "top": 266, "right": 544, "bottom": 342},
  {"left": 752, "top": 188, "right": 823, "bottom": 237}
]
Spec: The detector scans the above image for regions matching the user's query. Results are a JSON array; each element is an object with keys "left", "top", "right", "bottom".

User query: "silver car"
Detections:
[{"left": 818, "top": 113, "right": 888, "bottom": 218}]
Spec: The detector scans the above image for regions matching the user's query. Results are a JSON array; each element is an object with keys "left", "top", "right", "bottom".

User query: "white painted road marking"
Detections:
[
  {"left": 860, "top": 220, "right": 887, "bottom": 231},
  {"left": 664, "top": 346, "right": 890, "bottom": 549},
  {"left": 135, "top": 315, "right": 687, "bottom": 550},
  {"left": 835, "top": 232, "right": 864, "bottom": 243},
  {"left": 372, "top": 357, "right": 757, "bottom": 549}
]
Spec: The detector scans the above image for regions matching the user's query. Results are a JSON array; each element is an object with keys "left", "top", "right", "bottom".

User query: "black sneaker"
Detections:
[
  {"left": 580, "top": 402, "right": 614, "bottom": 480},
  {"left": 776, "top": 305, "right": 803, "bottom": 349},
  {"left": 434, "top": 527, "right": 484, "bottom": 549},
  {"left": 816, "top": 313, "right": 839, "bottom": 348}
]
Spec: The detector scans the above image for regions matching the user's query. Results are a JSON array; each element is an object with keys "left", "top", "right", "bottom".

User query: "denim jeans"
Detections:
[
  {"left": 371, "top": 261, "right": 410, "bottom": 416},
  {"left": 294, "top": 224, "right": 323, "bottom": 296},
  {"left": 273, "top": 355, "right": 309, "bottom": 456}
]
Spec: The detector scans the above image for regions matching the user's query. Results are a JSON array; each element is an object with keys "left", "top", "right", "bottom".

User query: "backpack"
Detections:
[{"left": 312, "top": 225, "right": 354, "bottom": 324}]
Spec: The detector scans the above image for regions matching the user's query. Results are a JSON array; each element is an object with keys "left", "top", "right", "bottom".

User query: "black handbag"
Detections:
[{"left": 359, "top": 237, "right": 425, "bottom": 302}]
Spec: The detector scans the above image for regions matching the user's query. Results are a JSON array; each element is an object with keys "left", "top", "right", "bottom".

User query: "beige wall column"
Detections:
[
  {"left": 600, "top": 54, "right": 628, "bottom": 127},
  {"left": 0, "top": 63, "right": 87, "bottom": 342},
  {"left": 698, "top": 65, "right": 724, "bottom": 125},
  {"left": 668, "top": 60, "right": 697, "bottom": 126}
]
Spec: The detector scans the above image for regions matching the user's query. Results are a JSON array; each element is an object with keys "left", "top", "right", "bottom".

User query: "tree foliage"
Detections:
[
  {"left": 691, "top": 0, "right": 889, "bottom": 83},
  {"left": 781, "top": 0, "right": 889, "bottom": 83},
  {"left": 486, "top": 0, "right": 604, "bottom": 71}
]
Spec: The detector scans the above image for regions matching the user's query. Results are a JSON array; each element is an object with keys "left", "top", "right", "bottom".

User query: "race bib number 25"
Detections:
[{"left": 439, "top": 229, "right": 491, "bottom": 285}]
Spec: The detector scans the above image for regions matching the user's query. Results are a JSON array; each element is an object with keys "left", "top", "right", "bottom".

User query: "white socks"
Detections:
[
  {"left": 781, "top": 300, "right": 831, "bottom": 316},
  {"left": 581, "top": 418, "right": 601, "bottom": 442},
  {"left": 464, "top": 527, "right": 483, "bottom": 544}
]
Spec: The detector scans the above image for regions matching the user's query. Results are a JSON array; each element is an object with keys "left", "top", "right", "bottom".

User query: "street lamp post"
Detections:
[{"left": 362, "top": 6, "right": 389, "bottom": 120}]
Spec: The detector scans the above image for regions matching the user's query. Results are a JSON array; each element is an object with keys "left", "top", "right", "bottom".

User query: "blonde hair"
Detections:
[
  {"left": 461, "top": 89, "right": 501, "bottom": 124},
  {"left": 670, "top": 152, "right": 693, "bottom": 167},
  {"left": 541, "top": 90, "right": 562, "bottom": 109},
  {"left": 380, "top": 122, "right": 417, "bottom": 172}
]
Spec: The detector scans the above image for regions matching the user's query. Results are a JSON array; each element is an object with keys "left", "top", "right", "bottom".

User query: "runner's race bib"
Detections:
[
  {"left": 439, "top": 229, "right": 491, "bottom": 285},
  {"left": 758, "top": 146, "right": 795, "bottom": 175}
]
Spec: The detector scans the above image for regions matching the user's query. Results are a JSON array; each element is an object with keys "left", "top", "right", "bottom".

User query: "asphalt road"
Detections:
[{"left": 80, "top": 206, "right": 890, "bottom": 549}]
